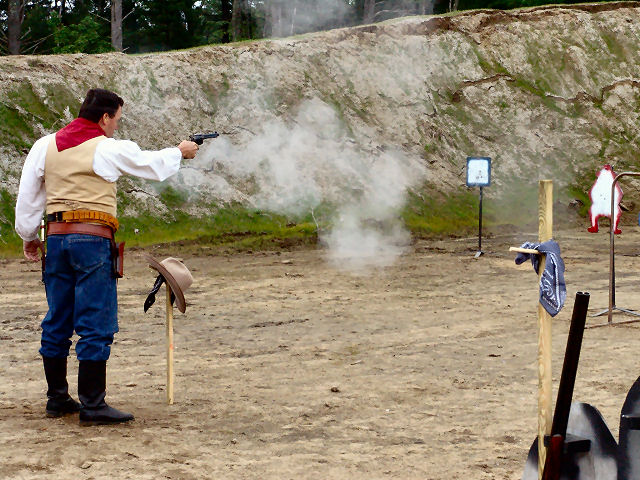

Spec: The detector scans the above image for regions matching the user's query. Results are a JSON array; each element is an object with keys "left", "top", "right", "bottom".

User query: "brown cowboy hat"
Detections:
[{"left": 145, "top": 255, "right": 193, "bottom": 313}]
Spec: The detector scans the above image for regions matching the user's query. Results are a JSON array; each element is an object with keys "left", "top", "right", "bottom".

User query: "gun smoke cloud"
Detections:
[
  {"left": 190, "top": 98, "right": 427, "bottom": 272},
  {"left": 265, "top": 0, "right": 352, "bottom": 38}
]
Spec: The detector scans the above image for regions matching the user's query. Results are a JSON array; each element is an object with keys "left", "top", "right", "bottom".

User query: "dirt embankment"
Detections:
[{"left": 3, "top": 2, "right": 640, "bottom": 221}]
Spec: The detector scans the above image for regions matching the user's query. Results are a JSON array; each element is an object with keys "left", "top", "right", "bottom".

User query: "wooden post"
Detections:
[
  {"left": 537, "top": 180, "right": 553, "bottom": 479},
  {"left": 166, "top": 285, "right": 174, "bottom": 405}
]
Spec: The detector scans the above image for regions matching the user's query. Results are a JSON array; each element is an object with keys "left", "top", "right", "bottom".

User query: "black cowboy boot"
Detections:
[
  {"left": 42, "top": 356, "right": 81, "bottom": 417},
  {"left": 78, "top": 360, "right": 134, "bottom": 426}
]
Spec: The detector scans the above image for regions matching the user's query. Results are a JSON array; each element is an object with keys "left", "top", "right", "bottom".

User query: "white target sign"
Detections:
[{"left": 466, "top": 157, "right": 491, "bottom": 187}]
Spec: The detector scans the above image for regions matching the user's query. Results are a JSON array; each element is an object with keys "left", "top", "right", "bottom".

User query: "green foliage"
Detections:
[
  {"left": 20, "top": 4, "right": 59, "bottom": 54},
  {"left": 135, "top": 0, "right": 200, "bottom": 52},
  {"left": 51, "top": 16, "right": 113, "bottom": 54}
]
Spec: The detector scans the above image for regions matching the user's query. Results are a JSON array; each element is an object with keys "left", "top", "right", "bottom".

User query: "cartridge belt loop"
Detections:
[{"left": 47, "top": 210, "right": 119, "bottom": 232}]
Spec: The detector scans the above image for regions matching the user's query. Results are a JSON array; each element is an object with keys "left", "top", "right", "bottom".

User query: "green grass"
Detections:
[
  {"left": 118, "top": 189, "right": 541, "bottom": 251},
  {"left": 0, "top": 103, "right": 34, "bottom": 151},
  {"left": 601, "top": 31, "right": 625, "bottom": 60},
  {"left": 0, "top": 190, "right": 23, "bottom": 257},
  {"left": 567, "top": 184, "right": 591, "bottom": 217},
  {"left": 1, "top": 187, "right": 590, "bottom": 259},
  {"left": 115, "top": 205, "right": 320, "bottom": 252},
  {"left": 403, "top": 183, "right": 548, "bottom": 238},
  {"left": 403, "top": 190, "right": 483, "bottom": 236},
  {"left": 158, "top": 185, "right": 188, "bottom": 209},
  {"left": 511, "top": 77, "right": 568, "bottom": 116},
  {"left": 0, "top": 203, "right": 322, "bottom": 257}
]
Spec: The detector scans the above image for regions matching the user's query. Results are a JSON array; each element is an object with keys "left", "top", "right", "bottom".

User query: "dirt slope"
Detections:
[{"left": 2, "top": 2, "right": 640, "bottom": 219}]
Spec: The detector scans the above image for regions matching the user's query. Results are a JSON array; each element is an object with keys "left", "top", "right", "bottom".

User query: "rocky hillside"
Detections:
[{"left": 3, "top": 2, "right": 640, "bottom": 236}]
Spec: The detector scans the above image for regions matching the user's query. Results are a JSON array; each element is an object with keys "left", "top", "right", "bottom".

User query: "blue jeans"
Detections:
[{"left": 40, "top": 234, "right": 118, "bottom": 361}]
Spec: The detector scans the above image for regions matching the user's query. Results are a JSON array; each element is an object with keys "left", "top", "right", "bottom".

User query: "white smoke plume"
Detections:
[
  {"left": 197, "top": 97, "right": 427, "bottom": 272},
  {"left": 265, "top": 0, "right": 352, "bottom": 38}
]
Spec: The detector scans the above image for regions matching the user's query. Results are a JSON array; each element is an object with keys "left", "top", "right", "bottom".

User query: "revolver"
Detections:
[{"left": 189, "top": 132, "right": 219, "bottom": 145}]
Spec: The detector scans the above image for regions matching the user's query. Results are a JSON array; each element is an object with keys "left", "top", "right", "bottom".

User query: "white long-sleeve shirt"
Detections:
[{"left": 15, "top": 134, "right": 182, "bottom": 241}]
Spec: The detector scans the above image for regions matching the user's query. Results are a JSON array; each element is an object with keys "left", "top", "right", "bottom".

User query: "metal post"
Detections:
[
  {"left": 478, "top": 186, "right": 483, "bottom": 252},
  {"left": 475, "top": 187, "right": 484, "bottom": 258}
]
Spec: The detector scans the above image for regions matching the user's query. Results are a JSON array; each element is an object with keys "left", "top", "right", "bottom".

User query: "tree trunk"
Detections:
[
  {"left": 8, "top": 0, "right": 24, "bottom": 55},
  {"left": 363, "top": 0, "right": 375, "bottom": 24},
  {"left": 231, "top": 0, "right": 243, "bottom": 41},
  {"left": 247, "top": 2, "right": 253, "bottom": 39},
  {"left": 111, "top": 0, "right": 123, "bottom": 52},
  {"left": 221, "top": 0, "right": 232, "bottom": 43}
]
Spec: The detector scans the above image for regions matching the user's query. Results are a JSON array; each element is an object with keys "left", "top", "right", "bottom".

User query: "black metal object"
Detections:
[
  {"left": 619, "top": 376, "right": 640, "bottom": 479},
  {"left": 551, "top": 292, "right": 590, "bottom": 436},
  {"left": 189, "top": 132, "right": 219, "bottom": 145},
  {"left": 541, "top": 292, "right": 590, "bottom": 480},
  {"left": 478, "top": 186, "right": 483, "bottom": 253},
  {"left": 543, "top": 434, "right": 591, "bottom": 454},
  {"left": 474, "top": 186, "right": 484, "bottom": 258},
  {"left": 522, "top": 291, "right": 636, "bottom": 479}
]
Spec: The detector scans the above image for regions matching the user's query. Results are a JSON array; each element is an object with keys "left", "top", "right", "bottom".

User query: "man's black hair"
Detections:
[{"left": 78, "top": 89, "right": 124, "bottom": 123}]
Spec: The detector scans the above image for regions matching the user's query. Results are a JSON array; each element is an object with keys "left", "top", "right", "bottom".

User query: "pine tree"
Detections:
[{"left": 139, "top": 0, "right": 200, "bottom": 51}]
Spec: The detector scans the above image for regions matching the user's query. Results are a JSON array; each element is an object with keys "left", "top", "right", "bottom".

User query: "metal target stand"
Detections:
[
  {"left": 466, "top": 156, "right": 491, "bottom": 258},
  {"left": 589, "top": 171, "right": 640, "bottom": 328}
]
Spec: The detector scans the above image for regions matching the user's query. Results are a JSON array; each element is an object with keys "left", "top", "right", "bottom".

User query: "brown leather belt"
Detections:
[{"left": 47, "top": 221, "right": 113, "bottom": 239}]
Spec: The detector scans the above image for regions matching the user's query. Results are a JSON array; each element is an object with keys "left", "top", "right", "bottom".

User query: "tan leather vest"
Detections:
[{"left": 44, "top": 136, "right": 117, "bottom": 217}]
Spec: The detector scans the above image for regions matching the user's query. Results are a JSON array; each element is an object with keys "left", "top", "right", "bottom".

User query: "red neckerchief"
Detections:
[{"left": 55, "top": 118, "right": 106, "bottom": 152}]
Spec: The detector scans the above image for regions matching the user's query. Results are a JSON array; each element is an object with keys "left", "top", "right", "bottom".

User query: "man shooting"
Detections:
[{"left": 14, "top": 88, "right": 199, "bottom": 425}]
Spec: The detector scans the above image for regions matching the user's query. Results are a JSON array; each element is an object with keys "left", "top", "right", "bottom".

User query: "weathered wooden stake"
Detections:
[
  {"left": 537, "top": 179, "right": 553, "bottom": 480},
  {"left": 166, "top": 285, "right": 174, "bottom": 405}
]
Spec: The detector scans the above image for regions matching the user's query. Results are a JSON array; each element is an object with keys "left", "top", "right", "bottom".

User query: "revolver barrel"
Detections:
[{"left": 189, "top": 132, "right": 220, "bottom": 145}]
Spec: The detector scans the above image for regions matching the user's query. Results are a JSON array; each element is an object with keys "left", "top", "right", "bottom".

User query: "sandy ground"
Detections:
[{"left": 2, "top": 227, "right": 640, "bottom": 480}]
